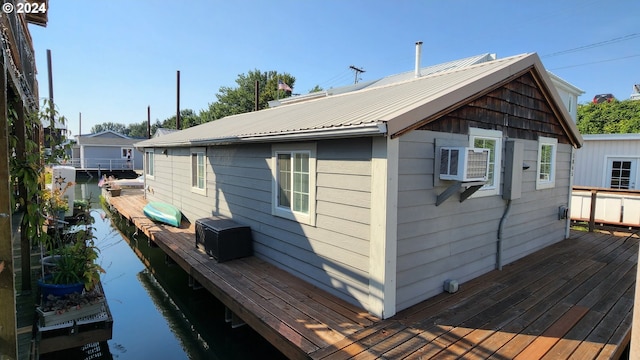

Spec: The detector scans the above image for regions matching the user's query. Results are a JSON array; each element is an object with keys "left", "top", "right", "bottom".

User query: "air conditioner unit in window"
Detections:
[{"left": 439, "top": 147, "right": 490, "bottom": 182}]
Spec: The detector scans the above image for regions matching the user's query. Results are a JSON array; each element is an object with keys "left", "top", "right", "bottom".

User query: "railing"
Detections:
[
  {"left": 1, "top": 4, "right": 37, "bottom": 108},
  {"left": 62, "top": 158, "right": 139, "bottom": 171},
  {"left": 571, "top": 186, "right": 640, "bottom": 231}
]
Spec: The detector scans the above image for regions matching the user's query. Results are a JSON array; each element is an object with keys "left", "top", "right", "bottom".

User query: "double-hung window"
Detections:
[
  {"left": 272, "top": 144, "right": 316, "bottom": 225},
  {"left": 536, "top": 137, "right": 557, "bottom": 190},
  {"left": 145, "top": 149, "right": 154, "bottom": 178},
  {"left": 469, "top": 128, "right": 502, "bottom": 197},
  {"left": 191, "top": 148, "right": 206, "bottom": 195}
]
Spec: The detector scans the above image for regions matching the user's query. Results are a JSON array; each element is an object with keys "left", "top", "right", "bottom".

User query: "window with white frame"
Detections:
[
  {"left": 272, "top": 144, "right": 316, "bottom": 225},
  {"left": 191, "top": 148, "right": 206, "bottom": 194},
  {"left": 145, "top": 149, "right": 154, "bottom": 178},
  {"left": 469, "top": 128, "right": 502, "bottom": 196},
  {"left": 536, "top": 137, "right": 557, "bottom": 190},
  {"left": 121, "top": 147, "right": 133, "bottom": 159}
]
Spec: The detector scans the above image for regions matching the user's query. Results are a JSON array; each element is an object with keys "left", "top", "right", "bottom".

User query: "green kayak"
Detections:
[{"left": 143, "top": 201, "right": 182, "bottom": 227}]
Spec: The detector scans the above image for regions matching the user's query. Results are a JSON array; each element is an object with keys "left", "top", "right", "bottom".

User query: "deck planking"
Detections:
[{"left": 107, "top": 191, "right": 637, "bottom": 359}]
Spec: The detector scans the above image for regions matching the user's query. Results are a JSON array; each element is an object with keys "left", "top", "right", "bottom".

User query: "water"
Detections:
[{"left": 42, "top": 181, "right": 286, "bottom": 359}]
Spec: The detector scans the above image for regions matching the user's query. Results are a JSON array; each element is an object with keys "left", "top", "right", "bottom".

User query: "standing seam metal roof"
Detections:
[{"left": 136, "top": 53, "right": 582, "bottom": 148}]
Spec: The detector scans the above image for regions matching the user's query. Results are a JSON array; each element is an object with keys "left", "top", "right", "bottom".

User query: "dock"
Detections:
[{"left": 107, "top": 191, "right": 637, "bottom": 359}]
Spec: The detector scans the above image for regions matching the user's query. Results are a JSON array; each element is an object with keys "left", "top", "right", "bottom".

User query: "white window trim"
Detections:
[
  {"left": 603, "top": 156, "right": 638, "bottom": 189},
  {"left": 121, "top": 147, "right": 134, "bottom": 159},
  {"left": 536, "top": 137, "right": 557, "bottom": 190},
  {"left": 469, "top": 128, "right": 502, "bottom": 197},
  {"left": 190, "top": 147, "right": 207, "bottom": 195},
  {"left": 271, "top": 143, "right": 316, "bottom": 226},
  {"left": 145, "top": 149, "right": 155, "bottom": 179}
]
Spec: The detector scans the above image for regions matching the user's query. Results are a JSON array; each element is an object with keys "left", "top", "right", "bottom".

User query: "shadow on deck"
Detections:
[{"left": 107, "top": 191, "right": 637, "bottom": 360}]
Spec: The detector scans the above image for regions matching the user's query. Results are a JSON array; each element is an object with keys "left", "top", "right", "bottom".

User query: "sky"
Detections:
[{"left": 27, "top": 0, "right": 639, "bottom": 135}]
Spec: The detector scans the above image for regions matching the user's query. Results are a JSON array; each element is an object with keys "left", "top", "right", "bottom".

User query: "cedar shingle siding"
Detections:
[{"left": 419, "top": 73, "right": 571, "bottom": 144}]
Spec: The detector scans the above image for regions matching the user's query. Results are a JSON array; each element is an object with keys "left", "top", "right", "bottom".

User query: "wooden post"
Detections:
[
  {"left": 254, "top": 80, "right": 259, "bottom": 112},
  {"left": 588, "top": 189, "right": 597, "bottom": 232},
  {"left": 176, "top": 70, "right": 180, "bottom": 130},
  {"left": 147, "top": 105, "right": 151, "bottom": 139},
  {"left": 11, "top": 96, "right": 31, "bottom": 291},
  {"left": 0, "top": 50, "right": 18, "bottom": 359}
]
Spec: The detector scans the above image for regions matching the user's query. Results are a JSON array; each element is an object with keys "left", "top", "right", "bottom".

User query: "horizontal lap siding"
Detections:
[
  {"left": 145, "top": 139, "right": 372, "bottom": 308},
  {"left": 395, "top": 130, "right": 571, "bottom": 311},
  {"left": 574, "top": 139, "right": 640, "bottom": 188}
]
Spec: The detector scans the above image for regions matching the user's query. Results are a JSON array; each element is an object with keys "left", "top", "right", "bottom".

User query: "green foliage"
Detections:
[
  {"left": 200, "top": 69, "right": 296, "bottom": 120},
  {"left": 8, "top": 98, "right": 67, "bottom": 244},
  {"left": 160, "top": 109, "right": 204, "bottom": 130},
  {"left": 577, "top": 99, "right": 640, "bottom": 134},
  {"left": 308, "top": 85, "right": 323, "bottom": 93},
  {"left": 89, "top": 122, "right": 128, "bottom": 135},
  {"left": 90, "top": 69, "right": 301, "bottom": 134},
  {"left": 46, "top": 198, "right": 105, "bottom": 290}
]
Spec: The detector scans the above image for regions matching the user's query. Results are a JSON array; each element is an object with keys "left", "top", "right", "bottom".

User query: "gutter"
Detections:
[{"left": 135, "top": 123, "right": 388, "bottom": 149}]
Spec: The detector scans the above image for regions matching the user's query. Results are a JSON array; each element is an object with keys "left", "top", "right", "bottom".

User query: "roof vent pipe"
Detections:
[{"left": 415, "top": 41, "right": 423, "bottom": 78}]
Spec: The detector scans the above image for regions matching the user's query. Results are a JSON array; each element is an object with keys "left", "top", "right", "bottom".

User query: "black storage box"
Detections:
[{"left": 195, "top": 216, "right": 252, "bottom": 262}]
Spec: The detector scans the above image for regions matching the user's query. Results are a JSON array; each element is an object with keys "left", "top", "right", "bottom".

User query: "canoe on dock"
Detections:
[{"left": 143, "top": 201, "right": 182, "bottom": 227}]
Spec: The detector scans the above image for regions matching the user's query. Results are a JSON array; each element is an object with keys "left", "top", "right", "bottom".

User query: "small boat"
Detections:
[
  {"left": 143, "top": 201, "right": 182, "bottom": 227},
  {"left": 100, "top": 175, "right": 145, "bottom": 189}
]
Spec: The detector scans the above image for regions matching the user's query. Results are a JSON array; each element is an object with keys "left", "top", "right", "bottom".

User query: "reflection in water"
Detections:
[{"left": 48, "top": 181, "right": 287, "bottom": 360}]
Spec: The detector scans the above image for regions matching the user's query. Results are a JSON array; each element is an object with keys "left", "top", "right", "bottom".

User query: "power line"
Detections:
[
  {"left": 541, "top": 33, "right": 640, "bottom": 58},
  {"left": 549, "top": 54, "right": 640, "bottom": 70}
]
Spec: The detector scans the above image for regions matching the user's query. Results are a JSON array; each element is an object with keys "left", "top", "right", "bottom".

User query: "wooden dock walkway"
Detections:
[{"left": 107, "top": 191, "right": 637, "bottom": 359}]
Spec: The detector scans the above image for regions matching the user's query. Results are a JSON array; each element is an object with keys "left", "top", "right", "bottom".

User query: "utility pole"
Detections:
[{"left": 349, "top": 65, "right": 365, "bottom": 84}]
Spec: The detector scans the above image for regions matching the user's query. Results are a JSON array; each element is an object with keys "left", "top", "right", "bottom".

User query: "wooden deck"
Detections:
[{"left": 107, "top": 191, "right": 637, "bottom": 359}]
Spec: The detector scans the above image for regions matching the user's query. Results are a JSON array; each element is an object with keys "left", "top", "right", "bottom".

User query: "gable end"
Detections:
[{"left": 417, "top": 72, "right": 571, "bottom": 144}]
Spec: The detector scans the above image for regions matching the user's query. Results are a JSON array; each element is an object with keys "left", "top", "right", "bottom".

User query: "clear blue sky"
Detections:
[{"left": 29, "top": 0, "right": 639, "bottom": 135}]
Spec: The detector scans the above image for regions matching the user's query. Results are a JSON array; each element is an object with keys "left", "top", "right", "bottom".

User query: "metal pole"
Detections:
[
  {"left": 254, "top": 80, "right": 259, "bottom": 111},
  {"left": 176, "top": 70, "right": 180, "bottom": 130},
  {"left": 147, "top": 106, "right": 151, "bottom": 139}
]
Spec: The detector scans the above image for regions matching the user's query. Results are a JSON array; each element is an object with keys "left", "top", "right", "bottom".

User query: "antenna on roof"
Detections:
[{"left": 349, "top": 65, "right": 365, "bottom": 84}]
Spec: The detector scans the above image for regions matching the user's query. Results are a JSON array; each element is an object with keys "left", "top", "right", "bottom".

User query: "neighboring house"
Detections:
[
  {"left": 573, "top": 134, "right": 640, "bottom": 190},
  {"left": 71, "top": 130, "right": 143, "bottom": 171},
  {"left": 270, "top": 51, "right": 584, "bottom": 123},
  {"left": 135, "top": 53, "right": 582, "bottom": 319}
]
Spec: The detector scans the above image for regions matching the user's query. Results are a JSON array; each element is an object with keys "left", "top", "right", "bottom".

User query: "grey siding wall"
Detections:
[
  {"left": 574, "top": 139, "right": 640, "bottom": 189},
  {"left": 145, "top": 138, "right": 373, "bottom": 308},
  {"left": 395, "top": 130, "right": 571, "bottom": 311},
  {"left": 80, "top": 146, "right": 143, "bottom": 170}
]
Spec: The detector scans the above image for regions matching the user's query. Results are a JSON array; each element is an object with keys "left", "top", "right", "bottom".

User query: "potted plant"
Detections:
[
  {"left": 36, "top": 200, "right": 106, "bottom": 325},
  {"left": 42, "top": 187, "right": 70, "bottom": 220}
]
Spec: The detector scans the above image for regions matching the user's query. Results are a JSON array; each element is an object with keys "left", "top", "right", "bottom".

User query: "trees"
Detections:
[
  {"left": 200, "top": 69, "right": 295, "bottom": 120},
  {"left": 89, "top": 69, "right": 299, "bottom": 134},
  {"left": 577, "top": 100, "right": 640, "bottom": 134},
  {"left": 90, "top": 122, "right": 128, "bottom": 135}
]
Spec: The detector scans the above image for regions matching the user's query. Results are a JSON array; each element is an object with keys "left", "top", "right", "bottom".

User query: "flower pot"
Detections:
[
  {"left": 38, "top": 277, "right": 85, "bottom": 298},
  {"left": 109, "top": 188, "right": 121, "bottom": 197}
]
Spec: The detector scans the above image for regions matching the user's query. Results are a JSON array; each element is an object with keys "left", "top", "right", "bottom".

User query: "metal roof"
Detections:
[{"left": 136, "top": 53, "right": 582, "bottom": 149}]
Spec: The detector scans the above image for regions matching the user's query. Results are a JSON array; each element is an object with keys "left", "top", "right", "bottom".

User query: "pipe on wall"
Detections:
[{"left": 497, "top": 199, "right": 512, "bottom": 270}]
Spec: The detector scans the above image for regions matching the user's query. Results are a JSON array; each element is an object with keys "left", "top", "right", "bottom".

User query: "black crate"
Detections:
[{"left": 195, "top": 216, "right": 252, "bottom": 262}]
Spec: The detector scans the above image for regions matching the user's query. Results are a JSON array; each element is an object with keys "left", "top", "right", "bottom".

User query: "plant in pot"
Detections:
[
  {"left": 42, "top": 186, "right": 70, "bottom": 221},
  {"left": 38, "top": 197, "right": 105, "bottom": 300}
]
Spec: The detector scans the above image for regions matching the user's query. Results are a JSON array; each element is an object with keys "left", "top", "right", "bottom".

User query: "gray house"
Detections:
[
  {"left": 136, "top": 53, "right": 582, "bottom": 319},
  {"left": 71, "top": 130, "right": 143, "bottom": 171}
]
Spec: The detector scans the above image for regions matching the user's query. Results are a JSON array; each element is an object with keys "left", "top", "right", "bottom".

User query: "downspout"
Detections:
[{"left": 497, "top": 199, "right": 512, "bottom": 270}]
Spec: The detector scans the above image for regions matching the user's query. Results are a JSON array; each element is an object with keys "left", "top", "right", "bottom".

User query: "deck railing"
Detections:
[
  {"left": 571, "top": 186, "right": 640, "bottom": 231},
  {"left": 63, "top": 158, "right": 139, "bottom": 171}
]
